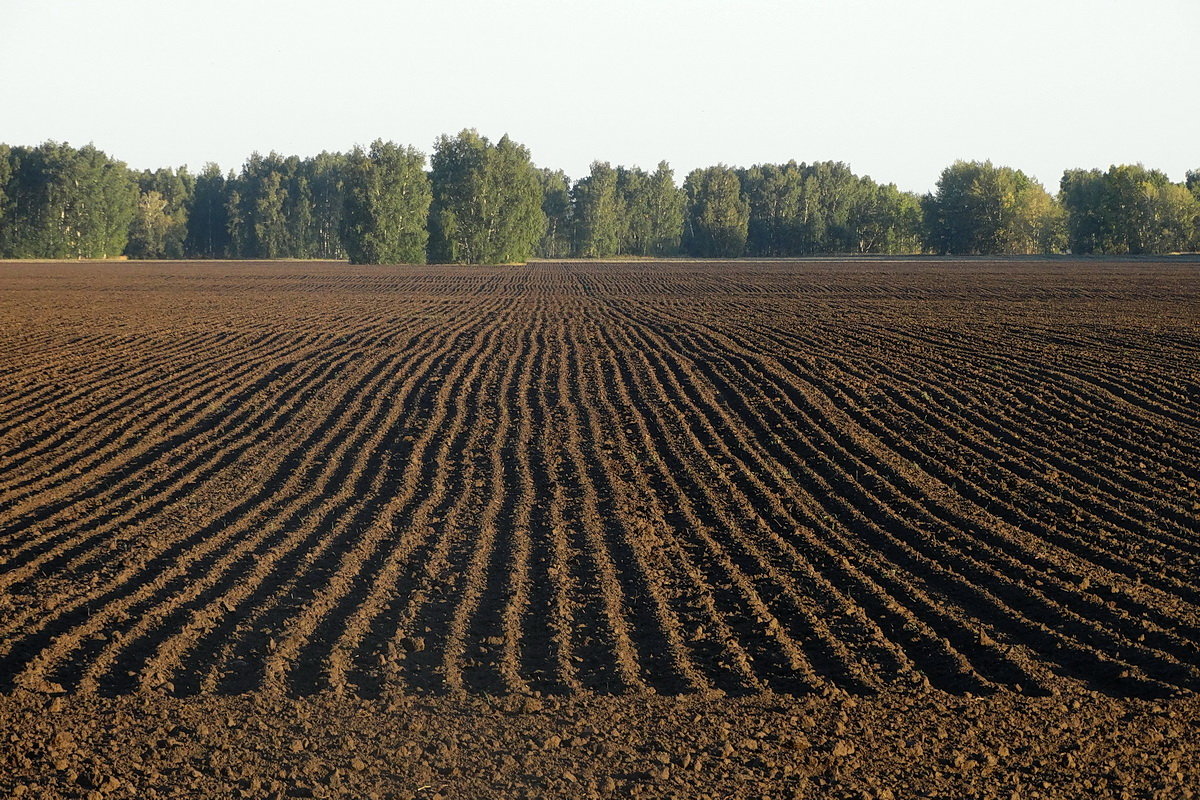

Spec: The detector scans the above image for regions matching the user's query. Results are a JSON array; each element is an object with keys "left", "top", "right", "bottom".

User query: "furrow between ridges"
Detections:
[
  {"left": 665, "top": 315, "right": 1196, "bottom": 695},
  {"left": 0, "top": 309, "right": 473, "bottom": 693},
  {"left": 284, "top": 303, "right": 513, "bottom": 697}
]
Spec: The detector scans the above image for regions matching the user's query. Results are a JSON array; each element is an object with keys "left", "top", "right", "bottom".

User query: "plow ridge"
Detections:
[{"left": 1, "top": 260, "right": 1197, "bottom": 701}]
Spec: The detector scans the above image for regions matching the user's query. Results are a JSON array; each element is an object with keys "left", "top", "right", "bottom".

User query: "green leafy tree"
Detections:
[
  {"left": 185, "top": 163, "right": 231, "bottom": 257},
  {"left": 1188, "top": 170, "right": 1200, "bottom": 248},
  {"left": 1151, "top": 183, "right": 1200, "bottom": 252},
  {"left": 253, "top": 169, "right": 287, "bottom": 259},
  {"left": 923, "top": 161, "right": 996, "bottom": 254},
  {"left": 608, "top": 162, "right": 686, "bottom": 256},
  {"left": 616, "top": 165, "right": 651, "bottom": 255},
  {"left": 806, "top": 161, "right": 859, "bottom": 252},
  {"left": 1062, "top": 164, "right": 1200, "bottom": 254},
  {"left": 0, "top": 144, "right": 11, "bottom": 244},
  {"left": 127, "top": 167, "right": 192, "bottom": 258},
  {"left": 3, "top": 142, "right": 138, "bottom": 258},
  {"left": 127, "top": 190, "right": 171, "bottom": 258},
  {"left": 645, "top": 161, "right": 685, "bottom": 256},
  {"left": 87, "top": 149, "right": 139, "bottom": 259},
  {"left": 428, "top": 131, "right": 487, "bottom": 263},
  {"left": 1098, "top": 164, "right": 1156, "bottom": 253},
  {"left": 683, "top": 165, "right": 749, "bottom": 257},
  {"left": 1, "top": 146, "right": 36, "bottom": 255},
  {"left": 3, "top": 143, "right": 73, "bottom": 256},
  {"left": 740, "top": 162, "right": 804, "bottom": 256},
  {"left": 486, "top": 134, "right": 546, "bottom": 263},
  {"left": 341, "top": 140, "right": 431, "bottom": 264},
  {"left": 1099, "top": 164, "right": 1196, "bottom": 254},
  {"left": 1059, "top": 169, "right": 1107, "bottom": 254},
  {"left": 308, "top": 151, "right": 348, "bottom": 259},
  {"left": 848, "top": 179, "right": 924, "bottom": 253},
  {"left": 225, "top": 152, "right": 292, "bottom": 258},
  {"left": 740, "top": 161, "right": 922, "bottom": 255},
  {"left": 923, "top": 160, "right": 1062, "bottom": 254},
  {"left": 428, "top": 130, "right": 545, "bottom": 264},
  {"left": 58, "top": 144, "right": 139, "bottom": 258},
  {"left": 572, "top": 161, "right": 622, "bottom": 257},
  {"left": 1007, "top": 181, "right": 1066, "bottom": 254},
  {"left": 285, "top": 171, "right": 315, "bottom": 258},
  {"left": 225, "top": 181, "right": 247, "bottom": 257},
  {"left": 536, "top": 168, "right": 573, "bottom": 258}
]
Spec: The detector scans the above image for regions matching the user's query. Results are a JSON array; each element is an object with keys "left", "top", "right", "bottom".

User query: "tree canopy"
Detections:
[
  {"left": 535, "top": 168, "right": 573, "bottom": 259},
  {"left": 0, "top": 142, "right": 137, "bottom": 258},
  {"left": 1061, "top": 164, "right": 1199, "bottom": 254},
  {"left": 737, "top": 161, "right": 923, "bottom": 256},
  {"left": 428, "top": 130, "right": 546, "bottom": 264},
  {"left": 571, "top": 161, "right": 622, "bottom": 258},
  {"left": 126, "top": 167, "right": 193, "bottom": 259},
  {"left": 922, "top": 161, "right": 1064, "bottom": 255},
  {"left": 341, "top": 140, "right": 431, "bottom": 265},
  {"left": 1, "top": 137, "right": 1197, "bottom": 262},
  {"left": 684, "top": 166, "right": 750, "bottom": 257}
]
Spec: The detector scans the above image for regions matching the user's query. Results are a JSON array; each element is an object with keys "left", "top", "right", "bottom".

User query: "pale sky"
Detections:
[{"left": 2, "top": 0, "right": 1196, "bottom": 193}]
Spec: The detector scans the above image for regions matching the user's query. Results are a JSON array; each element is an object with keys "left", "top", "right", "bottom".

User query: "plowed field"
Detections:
[{"left": 1, "top": 259, "right": 1197, "bottom": 799}]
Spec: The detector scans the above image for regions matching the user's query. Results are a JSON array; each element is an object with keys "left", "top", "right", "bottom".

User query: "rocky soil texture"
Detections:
[{"left": 1, "top": 259, "right": 1197, "bottom": 798}]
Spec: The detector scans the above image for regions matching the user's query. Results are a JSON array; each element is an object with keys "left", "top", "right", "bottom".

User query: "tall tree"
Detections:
[
  {"left": 185, "top": 163, "right": 231, "bottom": 257},
  {"left": 2, "top": 142, "right": 138, "bottom": 258},
  {"left": 1006, "top": 180, "right": 1066, "bottom": 254},
  {"left": 536, "top": 168, "right": 573, "bottom": 258},
  {"left": 1059, "top": 169, "right": 1107, "bottom": 254},
  {"left": 645, "top": 161, "right": 685, "bottom": 256},
  {"left": 571, "top": 161, "right": 621, "bottom": 257},
  {"left": 1150, "top": 183, "right": 1200, "bottom": 253},
  {"left": 284, "top": 171, "right": 315, "bottom": 258},
  {"left": 1099, "top": 164, "right": 1197, "bottom": 254},
  {"left": 740, "top": 162, "right": 804, "bottom": 256},
  {"left": 740, "top": 161, "right": 923, "bottom": 255},
  {"left": 1098, "top": 164, "right": 1155, "bottom": 254},
  {"left": 308, "top": 151, "right": 348, "bottom": 259},
  {"left": 683, "top": 165, "right": 749, "bottom": 257},
  {"left": 0, "top": 145, "right": 10, "bottom": 238},
  {"left": 0, "top": 143, "right": 50, "bottom": 255},
  {"left": 486, "top": 134, "right": 547, "bottom": 263},
  {"left": 428, "top": 130, "right": 546, "bottom": 264},
  {"left": 341, "top": 140, "right": 431, "bottom": 264},
  {"left": 616, "top": 165, "right": 651, "bottom": 255},
  {"left": 127, "top": 190, "right": 171, "bottom": 258},
  {"left": 127, "top": 167, "right": 192, "bottom": 258},
  {"left": 922, "top": 161, "right": 994, "bottom": 254},
  {"left": 848, "top": 179, "right": 924, "bottom": 254},
  {"left": 1062, "top": 164, "right": 1200, "bottom": 254},
  {"left": 253, "top": 169, "right": 287, "bottom": 259},
  {"left": 806, "top": 161, "right": 860, "bottom": 252},
  {"left": 428, "top": 130, "right": 487, "bottom": 263},
  {"left": 225, "top": 152, "right": 292, "bottom": 258},
  {"left": 923, "top": 160, "right": 1062, "bottom": 254},
  {"left": 225, "top": 180, "right": 247, "bottom": 257},
  {"left": 55, "top": 144, "right": 137, "bottom": 258}
]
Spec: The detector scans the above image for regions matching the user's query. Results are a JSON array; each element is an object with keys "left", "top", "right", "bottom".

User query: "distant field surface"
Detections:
[{"left": 1, "top": 259, "right": 1198, "bottom": 702}]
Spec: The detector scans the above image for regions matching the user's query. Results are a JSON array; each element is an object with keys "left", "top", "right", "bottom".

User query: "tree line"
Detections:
[{"left": 1, "top": 134, "right": 1197, "bottom": 263}]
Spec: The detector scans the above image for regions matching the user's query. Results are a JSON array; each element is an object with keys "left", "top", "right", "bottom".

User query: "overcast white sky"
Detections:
[{"left": 2, "top": 0, "right": 1195, "bottom": 193}]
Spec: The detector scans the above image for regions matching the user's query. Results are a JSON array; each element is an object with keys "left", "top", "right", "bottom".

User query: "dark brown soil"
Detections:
[{"left": 1, "top": 259, "right": 1197, "bottom": 798}]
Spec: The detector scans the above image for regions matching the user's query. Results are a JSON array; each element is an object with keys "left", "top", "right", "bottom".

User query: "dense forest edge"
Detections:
[{"left": 0, "top": 131, "right": 1197, "bottom": 264}]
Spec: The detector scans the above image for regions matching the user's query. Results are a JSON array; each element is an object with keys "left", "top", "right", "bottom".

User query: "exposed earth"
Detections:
[{"left": 1, "top": 259, "right": 1197, "bottom": 798}]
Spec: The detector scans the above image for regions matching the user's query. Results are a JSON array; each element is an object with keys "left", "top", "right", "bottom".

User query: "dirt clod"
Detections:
[{"left": 0, "top": 260, "right": 1196, "bottom": 799}]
